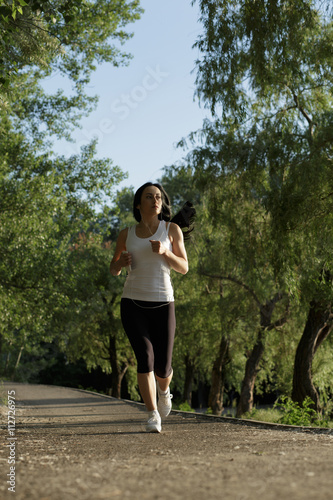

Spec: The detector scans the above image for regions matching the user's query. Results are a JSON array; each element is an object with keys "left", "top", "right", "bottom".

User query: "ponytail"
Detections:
[{"left": 170, "top": 201, "right": 196, "bottom": 241}]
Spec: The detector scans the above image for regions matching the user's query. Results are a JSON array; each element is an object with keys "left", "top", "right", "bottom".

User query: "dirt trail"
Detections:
[{"left": 1, "top": 382, "right": 333, "bottom": 500}]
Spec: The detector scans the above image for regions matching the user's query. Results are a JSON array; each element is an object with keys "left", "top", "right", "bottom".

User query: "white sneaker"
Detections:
[
  {"left": 146, "top": 410, "right": 161, "bottom": 433},
  {"left": 157, "top": 385, "right": 173, "bottom": 419}
]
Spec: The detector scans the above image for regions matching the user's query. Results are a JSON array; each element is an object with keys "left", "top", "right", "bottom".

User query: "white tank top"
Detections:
[{"left": 121, "top": 220, "right": 174, "bottom": 302}]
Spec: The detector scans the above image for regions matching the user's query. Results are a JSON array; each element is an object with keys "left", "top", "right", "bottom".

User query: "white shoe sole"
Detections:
[{"left": 146, "top": 424, "right": 161, "bottom": 433}]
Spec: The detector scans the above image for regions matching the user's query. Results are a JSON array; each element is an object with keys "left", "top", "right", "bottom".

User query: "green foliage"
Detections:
[
  {"left": 189, "top": 0, "right": 333, "bottom": 292},
  {"left": 274, "top": 396, "right": 329, "bottom": 427},
  {"left": 58, "top": 233, "right": 122, "bottom": 369},
  {"left": 312, "top": 335, "right": 333, "bottom": 406},
  {"left": 0, "top": 0, "right": 28, "bottom": 21},
  {"left": 243, "top": 398, "right": 332, "bottom": 427},
  {"left": 0, "top": 0, "right": 142, "bottom": 90},
  {"left": 0, "top": 134, "right": 126, "bottom": 370},
  {"left": 176, "top": 0, "right": 333, "bottom": 413},
  {"left": 0, "top": 0, "right": 141, "bottom": 385},
  {"left": 176, "top": 401, "right": 195, "bottom": 413},
  {"left": 243, "top": 407, "right": 281, "bottom": 424}
]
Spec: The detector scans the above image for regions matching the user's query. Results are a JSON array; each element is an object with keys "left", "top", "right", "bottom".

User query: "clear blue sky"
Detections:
[{"left": 47, "top": 0, "right": 208, "bottom": 192}]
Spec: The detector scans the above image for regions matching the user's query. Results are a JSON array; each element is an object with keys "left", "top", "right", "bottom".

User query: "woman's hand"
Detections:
[
  {"left": 149, "top": 239, "right": 166, "bottom": 255},
  {"left": 110, "top": 249, "right": 132, "bottom": 275},
  {"left": 120, "top": 251, "right": 132, "bottom": 268},
  {"left": 150, "top": 224, "right": 188, "bottom": 275},
  {"left": 110, "top": 228, "right": 130, "bottom": 276}
]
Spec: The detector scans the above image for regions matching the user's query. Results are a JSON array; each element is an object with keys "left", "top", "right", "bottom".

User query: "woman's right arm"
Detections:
[{"left": 109, "top": 228, "right": 131, "bottom": 276}]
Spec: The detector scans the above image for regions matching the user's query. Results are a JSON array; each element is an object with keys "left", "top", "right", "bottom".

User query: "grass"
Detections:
[{"left": 243, "top": 407, "right": 282, "bottom": 424}]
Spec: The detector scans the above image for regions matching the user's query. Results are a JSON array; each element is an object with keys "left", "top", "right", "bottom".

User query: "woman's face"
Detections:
[{"left": 138, "top": 185, "right": 162, "bottom": 218}]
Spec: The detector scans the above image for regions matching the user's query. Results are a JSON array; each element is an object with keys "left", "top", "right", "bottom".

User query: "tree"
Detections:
[
  {"left": 0, "top": 0, "right": 142, "bottom": 376},
  {"left": 56, "top": 231, "right": 135, "bottom": 398},
  {"left": 59, "top": 186, "right": 141, "bottom": 399},
  {"left": 186, "top": 0, "right": 333, "bottom": 411},
  {"left": 0, "top": 0, "right": 142, "bottom": 87},
  {"left": 0, "top": 134, "right": 127, "bottom": 373},
  {"left": 205, "top": 280, "right": 231, "bottom": 415},
  {"left": 157, "top": 169, "right": 207, "bottom": 405},
  {"left": 194, "top": 175, "right": 290, "bottom": 415},
  {"left": 292, "top": 273, "right": 333, "bottom": 411}
]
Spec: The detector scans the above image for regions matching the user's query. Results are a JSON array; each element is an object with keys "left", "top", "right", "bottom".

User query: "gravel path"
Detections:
[{"left": 1, "top": 382, "right": 333, "bottom": 500}]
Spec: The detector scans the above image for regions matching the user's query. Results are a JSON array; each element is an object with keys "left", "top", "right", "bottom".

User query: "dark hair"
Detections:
[
  {"left": 170, "top": 201, "right": 196, "bottom": 241},
  {"left": 133, "top": 182, "right": 172, "bottom": 222},
  {"left": 133, "top": 182, "right": 196, "bottom": 240}
]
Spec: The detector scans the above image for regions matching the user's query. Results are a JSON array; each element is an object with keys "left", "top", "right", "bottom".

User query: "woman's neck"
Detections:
[{"left": 138, "top": 217, "right": 160, "bottom": 236}]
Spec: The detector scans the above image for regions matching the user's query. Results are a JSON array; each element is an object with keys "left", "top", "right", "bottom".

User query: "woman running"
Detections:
[{"left": 110, "top": 182, "right": 194, "bottom": 432}]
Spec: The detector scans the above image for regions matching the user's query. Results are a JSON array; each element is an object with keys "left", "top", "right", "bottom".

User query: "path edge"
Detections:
[{"left": 2, "top": 381, "right": 332, "bottom": 436}]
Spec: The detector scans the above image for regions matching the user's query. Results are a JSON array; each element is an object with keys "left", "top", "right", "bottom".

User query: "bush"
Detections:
[
  {"left": 274, "top": 396, "right": 329, "bottom": 427},
  {"left": 177, "top": 401, "right": 195, "bottom": 412}
]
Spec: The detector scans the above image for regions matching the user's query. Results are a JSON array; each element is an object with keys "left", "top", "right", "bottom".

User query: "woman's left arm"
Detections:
[{"left": 149, "top": 223, "right": 188, "bottom": 275}]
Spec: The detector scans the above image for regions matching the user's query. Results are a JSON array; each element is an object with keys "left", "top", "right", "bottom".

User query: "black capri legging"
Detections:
[{"left": 120, "top": 298, "right": 176, "bottom": 378}]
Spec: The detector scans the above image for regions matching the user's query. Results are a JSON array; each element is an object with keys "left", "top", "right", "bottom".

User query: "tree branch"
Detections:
[
  {"left": 292, "top": 92, "right": 314, "bottom": 128},
  {"left": 200, "top": 271, "right": 262, "bottom": 307}
]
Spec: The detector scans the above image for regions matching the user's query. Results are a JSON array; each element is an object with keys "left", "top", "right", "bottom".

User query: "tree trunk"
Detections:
[
  {"left": 11, "top": 345, "right": 24, "bottom": 379},
  {"left": 208, "top": 335, "right": 229, "bottom": 415},
  {"left": 4, "top": 351, "right": 11, "bottom": 376},
  {"left": 237, "top": 293, "right": 286, "bottom": 417},
  {"left": 110, "top": 363, "right": 128, "bottom": 398},
  {"left": 103, "top": 294, "right": 128, "bottom": 399},
  {"left": 208, "top": 280, "right": 230, "bottom": 415},
  {"left": 236, "top": 330, "right": 265, "bottom": 417},
  {"left": 183, "top": 355, "right": 195, "bottom": 405},
  {"left": 108, "top": 333, "right": 128, "bottom": 398},
  {"left": 292, "top": 299, "right": 333, "bottom": 412}
]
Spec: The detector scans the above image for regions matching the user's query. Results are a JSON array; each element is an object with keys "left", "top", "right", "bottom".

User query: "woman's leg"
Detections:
[
  {"left": 151, "top": 302, "right": 176, "bottom": 386},
  {"left": 151, "top": 303, "right": 176, "bottom": 418},
  {"left": 137, "top": 371, "right": 157, "bottom": 411},
  {"left": 121, "top": 299, "right": 156, "bottom": 412},
  {"left": 121, "top": 299, "right": 174, "bottom": 416},
  {"left": 155, "top": 369, "right": 173, "bottom": 392}
]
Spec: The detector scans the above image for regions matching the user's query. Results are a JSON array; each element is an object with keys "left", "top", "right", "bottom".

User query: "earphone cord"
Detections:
[{"left": 131, "top": 299, "right": 170, "bottom": 309}]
